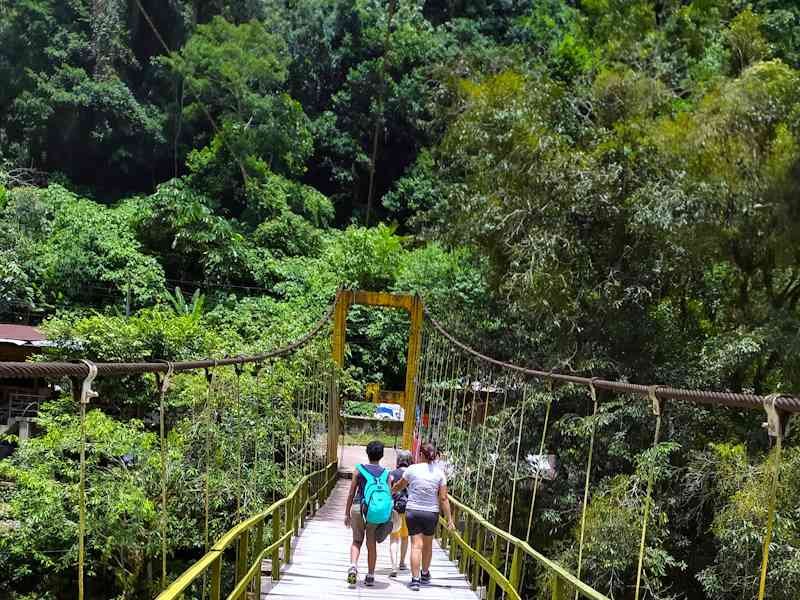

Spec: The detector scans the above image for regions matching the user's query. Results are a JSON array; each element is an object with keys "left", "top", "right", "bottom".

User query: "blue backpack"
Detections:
[{"left": 357, "top": 465, "right": 393, "bottom": 525}]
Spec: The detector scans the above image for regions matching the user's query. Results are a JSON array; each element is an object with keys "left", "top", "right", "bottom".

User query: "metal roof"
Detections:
[{"left": 0, "top": 324, "right": 51, "bottom": 347}]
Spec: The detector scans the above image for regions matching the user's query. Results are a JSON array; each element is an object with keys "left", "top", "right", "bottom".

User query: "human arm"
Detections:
[
  {"left": 391, "top": 477, "right": 408, "bottom": 494},
  {"left": 344, "top": 470, "right": 359, "bottom": 527},
  {"left": 438, "top": 483, "right": 455, "bottom": 530}
]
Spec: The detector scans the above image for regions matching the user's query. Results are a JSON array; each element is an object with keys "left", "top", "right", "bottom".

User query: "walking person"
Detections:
[
  {"left": 344, "top": 440, "right": 393, "bottom": 587},
  {"left": 388, "top": 449, "right": 413, "bottom": 577},
  {"left": 392, "top": 442, "right": 455, "bottom": 591}
]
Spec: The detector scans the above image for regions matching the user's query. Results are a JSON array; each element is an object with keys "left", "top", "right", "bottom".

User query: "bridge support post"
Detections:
[
  {"left": 402, "top": 295, "right": 423, "bottom": 450},
  {"left": 330, "top": 290, "right": 424, "bottom": 452}
]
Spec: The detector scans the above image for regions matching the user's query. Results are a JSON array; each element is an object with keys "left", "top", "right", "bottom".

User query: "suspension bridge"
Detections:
[{"left": 0, "top": 289, "right": 796, "bottom": 600}]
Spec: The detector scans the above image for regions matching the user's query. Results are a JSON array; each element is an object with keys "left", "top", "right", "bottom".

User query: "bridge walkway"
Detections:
[{"left": 260, "top": 480, "right": 478, "bottom": 600}]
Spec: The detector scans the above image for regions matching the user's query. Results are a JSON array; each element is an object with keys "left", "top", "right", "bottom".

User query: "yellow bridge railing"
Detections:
[
  {"left": 438, "top": 496, "right": 610, "bottom": 600},
  {"left": 157, "top": 462, "right": 338, "bottom": 600}
]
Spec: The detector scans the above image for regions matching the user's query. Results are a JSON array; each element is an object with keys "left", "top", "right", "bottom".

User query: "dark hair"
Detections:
[
  {"left": 420, "top": 442, "right": 437, "bottom": 462},
  {"left": 397, "top": 449, "right": 412, "bottom": 468},
  {"left": 366, "top": 440, "right": 385, "bottom": 462}
]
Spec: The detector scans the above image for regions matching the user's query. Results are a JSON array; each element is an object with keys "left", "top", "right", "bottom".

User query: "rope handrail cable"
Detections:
[
  {"left": 0, "top": 302, "right": 336, "bottom": 379},
  {"left": 424, "top": 309, "right": 800, "bottom": 414}
]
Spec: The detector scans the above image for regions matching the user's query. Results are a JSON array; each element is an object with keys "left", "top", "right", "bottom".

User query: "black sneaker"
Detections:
[
  {"left": 409, "top": 578, "right": 421, "bottom": 591},
  {"left": 420, "top": 571, "right": 431, "bottom": 584},
  {"left": 347, "top": 566, "right": 357, "bottom": 585},
  {"left": 365, "top": 574, "right": 375, "bottom": 587}
]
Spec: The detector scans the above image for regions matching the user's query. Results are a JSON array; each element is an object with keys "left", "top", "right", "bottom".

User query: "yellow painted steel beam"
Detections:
[
  {"left": 330, "top": 290, "right": 423, "bottom": 452},
  {"left": 402, "top": 295, "right": 423, "bottom": 449}
]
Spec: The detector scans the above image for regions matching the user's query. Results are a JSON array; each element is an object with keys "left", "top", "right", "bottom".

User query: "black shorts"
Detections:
[{"left": 405, "top": 509, "right": 439, "bottom": 537}]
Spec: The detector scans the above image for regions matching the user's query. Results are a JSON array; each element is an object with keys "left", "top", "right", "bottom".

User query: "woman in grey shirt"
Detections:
[{"left": 392, "top": 442, "right": 455, "bottom": 591}]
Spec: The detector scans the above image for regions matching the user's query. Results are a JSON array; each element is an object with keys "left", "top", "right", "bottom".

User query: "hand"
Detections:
[
  {"left": 447, "top": 518, "right": 455, "bottom": 531},
  {"left": 345, "top": 514, "right": 352, "bottom": 528}
]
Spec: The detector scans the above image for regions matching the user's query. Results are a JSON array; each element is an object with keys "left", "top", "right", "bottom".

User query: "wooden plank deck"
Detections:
[{"left": 261, "top": 480, "right": 479, "bottom": 600}]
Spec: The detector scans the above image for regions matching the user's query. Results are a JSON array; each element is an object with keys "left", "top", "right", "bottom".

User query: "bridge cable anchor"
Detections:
[
  {"left": 762, "top": 393, "right": 789, "bottom": 442},
  {"left": 153, "top": 360, "right": 174, "bottom": 393},
  {"left": 78, "top": 359, "right": 99, "bottom": 405},
  {"left": 647, "top": 385, "right": 664, "bottom": 417}
]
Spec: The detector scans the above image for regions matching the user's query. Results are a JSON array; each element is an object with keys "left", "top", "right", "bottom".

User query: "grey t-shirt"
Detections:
[{"left": 403, "top": 462, "right": 447, "bottom": 513}]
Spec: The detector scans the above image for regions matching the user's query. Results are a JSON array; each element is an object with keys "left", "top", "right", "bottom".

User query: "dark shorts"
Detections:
[{"left": 406, "top": 509, "right": 439, "bottom": 537}]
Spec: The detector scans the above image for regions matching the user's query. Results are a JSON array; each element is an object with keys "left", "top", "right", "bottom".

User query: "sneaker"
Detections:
[
  {"left": 389, "top": 570, "right": 398, "bottom": 578},
  {"left": 365, "top": 574, "right": 375, "bottom": 587},
  {"left": 420, "top": 571, "right": 431, "bottom": 584},
  {"left": 409, "top": 578, "right": 421, "bottom": 591},
  {"left": 347, "top": 566, "right": 357, "bottom": 585},
  {"left": 399, "top": 562, "right": 408, "bottom": 571}
]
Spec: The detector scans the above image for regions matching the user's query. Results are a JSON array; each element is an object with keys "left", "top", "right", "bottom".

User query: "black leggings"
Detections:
[{"left": 406, "top": 509, "right": 439, "bottom": 536}]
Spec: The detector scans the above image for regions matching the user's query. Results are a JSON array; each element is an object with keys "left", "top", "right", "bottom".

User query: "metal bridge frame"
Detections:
[{"left": 330, "top": 289, "right": 424, "bottom": 456}]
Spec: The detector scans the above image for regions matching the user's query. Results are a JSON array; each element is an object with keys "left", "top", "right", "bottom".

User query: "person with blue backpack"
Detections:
[{"left": 344, "top": 440, "right": 394, "bottom": 587}]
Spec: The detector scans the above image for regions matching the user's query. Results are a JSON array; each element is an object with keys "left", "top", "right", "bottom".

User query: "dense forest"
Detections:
[{"left": 1, "top": 0, "right": 800, "bottom": 598}]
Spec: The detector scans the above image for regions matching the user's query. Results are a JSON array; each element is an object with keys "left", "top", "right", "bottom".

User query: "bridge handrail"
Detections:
[
  {"left": 440, "top": 495, "right": 610, "bottom": 600},
  {"left": 156, "top": 462, "right": 338, "bottom": 600}
]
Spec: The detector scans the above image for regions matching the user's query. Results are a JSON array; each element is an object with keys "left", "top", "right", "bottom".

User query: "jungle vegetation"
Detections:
[{"left": 1, "top": 0, "right": 800, "bottom": 598}]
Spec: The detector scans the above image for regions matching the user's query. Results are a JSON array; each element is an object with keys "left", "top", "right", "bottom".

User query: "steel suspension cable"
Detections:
[
  {"left": 455, "top": 359, "right": 479, "bottom": 500},
  {"left": 432, "top": 345, "right": 455, "bottom": 443},
  {"left": 234, "top": 364, "right": 244, "bottom": 523},
  {"left": 506, "top": 382, "right": 529, "bottom": 563},
  {"left": 0, "top": 302, "right": 336, "bottom": 380},
  {"left": 436, "top": 349, "right": 459, "bottom": 445},
  {"left": 423, "top": 334, "right": 445, "bottom": 443},
  {"left": 413, "top": 326, "right": 432, "bottom": 443},
  {"left": 575, "top": 380, "right": 600, "bottom": 600},
  {"left": 74, "top": 361, "right": 98, "bottom": 600},
  {"left": 757, "top": 394, "right": 785, "bottom": 600},
  {"left": 251, "top": 363, "right": 264, "bottom": 507},
  {"left": 442, "top": 354, "right": 463, "bottom": 465},
  {"left": 459, "top": 360, "right": 481, "bottom": 500},
  {"left": 472, "top": 368, "right": 494, "bottom": 505},
  {"left": 525, "top": 383, "right": 554, "bottom": 543},
  {"left": 485, "top": 373, "right": 510, "bottom": 520},
  {"left": 156, "top": 363, "right": 174, "bottom": 591},
  {"left": 634, "top": 387, "right": 666, "bottom": 600},
  {"left": 201, "top": 366, "right": 215, "bottom": 600},
  {"left": 423, "top": 310, "right": 800, "bottom": 414},
  {"left": 412, "top": 330, "right": 431, "bottom": 445}
]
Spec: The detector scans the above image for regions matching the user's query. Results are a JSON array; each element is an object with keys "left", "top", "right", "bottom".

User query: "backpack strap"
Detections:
[{"left": 356, "top": 464, "right": 377, "bottom": 484}]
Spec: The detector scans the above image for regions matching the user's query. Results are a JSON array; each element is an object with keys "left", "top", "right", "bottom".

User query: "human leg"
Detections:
[
  {"left": 348, "top": 505, "right": 365, "bottom": 583},
  {"left": 390, "top": 534, "right": 399, "bottom": 575},
  {"left": 421, "top": 535, "right": 434, "bottom": 574},
  {"left": 365, "top": 526, "right": 378, "bottom": 580},
  {"left": 410, "top": 534, "right": 424, "bottom": 578},
  {"left": 400, "top": 535, "right": 409, "bottom": 569}
]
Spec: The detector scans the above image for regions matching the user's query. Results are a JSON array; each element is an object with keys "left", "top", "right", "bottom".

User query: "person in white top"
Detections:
[{"left": 391, "top": 442, "right": 455, "bottom": 591}]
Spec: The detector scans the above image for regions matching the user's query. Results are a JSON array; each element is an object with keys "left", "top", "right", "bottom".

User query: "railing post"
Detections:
[
  {"left": 459, "top": 514, "right": 471, "bottom": 573},
  {"left": 272, "top": 511, "right": 281, "bottom": 582},
  {"left": 210, "top": 554, "right": 222, "bottom": 600},
  {"left": 509, "top": 545, "right": 522, "bottom": 592},
  {"left": 236, "top": 530, "right": 249, "bottom": 585},
  {"left": 300, "top": 482, "right": 307, "bottom": 529},
  {"left": 551, "top": 574, "right": 564, "bottom": 600},
  {"left": 487, "top": 534, "right": 501, "bottom": 600},
  {"left": 449, "top": 506, "right": 459, "bottom": 561},
  {"left": 284, "top": 499, "right": 293, "bottom": 564},
  {"left": 471, "top": 524, "right": 484, "bottom": 591},
  {"left": 253, "top": 522, "right": 264, "bottom": 597}
]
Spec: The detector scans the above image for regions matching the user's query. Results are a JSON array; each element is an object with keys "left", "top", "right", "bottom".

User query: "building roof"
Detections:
[{"left": 0, "top": 324, "right": 51, "bottom": 347}]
